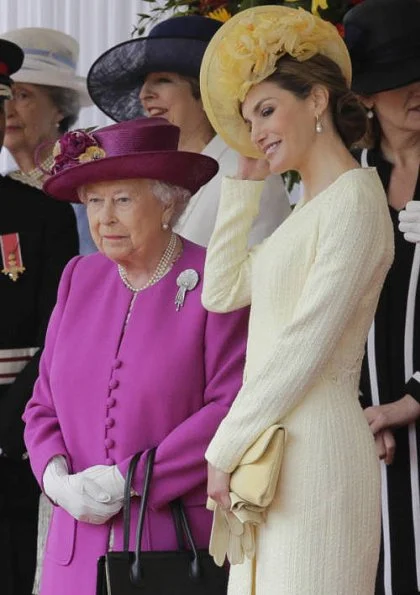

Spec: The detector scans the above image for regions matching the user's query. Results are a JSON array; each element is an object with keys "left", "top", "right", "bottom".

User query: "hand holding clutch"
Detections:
[{"left": 207, "top": 424, "right": 286, "bottom": 566}]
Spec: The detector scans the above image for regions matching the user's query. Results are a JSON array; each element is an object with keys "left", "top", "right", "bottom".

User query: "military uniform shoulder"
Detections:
[{"left": 0, "top": 175, "right": 75, "bottom": 218}]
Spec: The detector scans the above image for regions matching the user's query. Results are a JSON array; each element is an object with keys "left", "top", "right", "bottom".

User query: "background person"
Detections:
[
  {"left": 200, "top": 6, "right": 394, "bottom": 594},
  {"left": 344, "top": 0, "right": 420, "bottom": 592},
  {"left": 1, "top": 27, "right": 96, "bottom": 255},
  {"left": 23, "top": 117, "right": 249, "bottom": 595},
  {"left": 87, "top": 15, "right": 291, "bottom": 248},
  {"left": 0, "top": 37, "right": 78, "bottom": 595}
]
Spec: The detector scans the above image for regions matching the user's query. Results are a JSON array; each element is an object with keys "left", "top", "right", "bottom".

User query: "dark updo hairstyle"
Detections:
[{"left": 266, "top": 54, "right": 367, "bottom": 148}]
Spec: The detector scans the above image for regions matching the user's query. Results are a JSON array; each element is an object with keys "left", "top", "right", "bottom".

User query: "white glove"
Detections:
[
  {"left": 398, "top": 201, "right": 420, "bottom": 243},
  {"left": 43, "top": 456, "right": 123, "bottom": 524},
  {"left": 78, "top": 464, "right": 126, "bottom": 502}
]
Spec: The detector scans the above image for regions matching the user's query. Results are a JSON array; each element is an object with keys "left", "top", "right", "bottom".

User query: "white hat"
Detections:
[{"left": 0, "top": 27, "right": 91, "bottom": 107}]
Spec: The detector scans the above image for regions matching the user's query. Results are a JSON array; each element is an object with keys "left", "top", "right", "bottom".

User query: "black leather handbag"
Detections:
[{"left": 96, "top": 449, "right": 228, "bottom": 594}]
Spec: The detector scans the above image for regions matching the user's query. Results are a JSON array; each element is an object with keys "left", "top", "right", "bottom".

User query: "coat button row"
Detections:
[
  {"left": 106, "top": 457, "right": 115, "bottom": 465},
  {"left": 104, "top": 437, "right": 115, "bottom": 449},
  {"left": 105, "top": 417, "right": 115, "bottom": 429},
  {"left": 109, "top": 378, "right": 119, "bottom": 390},
  {"left": 112, "top": 359, "right": 122, "bottom": 369},
  {"left": 107, "top": 396, "right": 116, "bottom": 408}
]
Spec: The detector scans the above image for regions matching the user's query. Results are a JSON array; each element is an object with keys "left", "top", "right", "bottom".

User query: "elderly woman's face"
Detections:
[
  {"left": 4, "top": 82, "right": 62, "bottom": 156},
  {"left": 80, "top": 178, "right": 174, "bottom": 266},
  {"left": 369, "top": 81, "right": 420, "bottom": 134},
  {"left": 139, "top": 72, "right": 202, "bottom": 131}
]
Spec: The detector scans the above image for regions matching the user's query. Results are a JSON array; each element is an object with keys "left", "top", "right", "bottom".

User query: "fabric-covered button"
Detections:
[
  {"left": 107, "top": 396, "right": 116, "bottom": 408},
  {"left": 109, "top": 378, "right": 119, "bottom": 390},
  {"left": 105, "top": 457, "right": 115, "bottom": 465},
  {"left": 104, "top": 438, "right": 115, "bottom": 449},
  {"left": 112, "top": 359, "right": 122, "bottom": 369},
  {"left": 105, "top": 417, "right": 115, "bottom": 429}
]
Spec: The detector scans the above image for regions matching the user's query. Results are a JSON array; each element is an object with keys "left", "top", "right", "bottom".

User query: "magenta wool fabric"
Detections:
[{"left": 23, "top": 240, "right": 248, "bottom": 595}]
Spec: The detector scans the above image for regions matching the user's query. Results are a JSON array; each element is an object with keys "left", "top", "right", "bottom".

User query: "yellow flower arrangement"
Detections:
[
  {"left": 78, "top": 146, "right": 107, "bottom": 163},
  {"left": 207, "top": 7, "right": 232, "bottom": 22},
  {"left": 311, "top": 0, "right": 329, "bottom": 15}
]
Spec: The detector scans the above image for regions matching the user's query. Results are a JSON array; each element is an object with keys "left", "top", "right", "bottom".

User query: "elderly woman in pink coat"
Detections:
[{"left": 22, "top": 117, "right": 248, "bottom": 595}]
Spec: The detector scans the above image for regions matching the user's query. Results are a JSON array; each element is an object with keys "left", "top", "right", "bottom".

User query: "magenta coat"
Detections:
[{"left": 23, "top": 240, "right": 248, "bottom": 595}]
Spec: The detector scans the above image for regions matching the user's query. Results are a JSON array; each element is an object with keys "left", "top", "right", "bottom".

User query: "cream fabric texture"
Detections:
[{"left": 202, "top": 169, "right": 394, "bottom": 595}]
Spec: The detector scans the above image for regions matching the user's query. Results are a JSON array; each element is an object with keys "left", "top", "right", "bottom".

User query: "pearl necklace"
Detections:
[{"left": 117, "top": 233, "right": 178, "bottom": 293}]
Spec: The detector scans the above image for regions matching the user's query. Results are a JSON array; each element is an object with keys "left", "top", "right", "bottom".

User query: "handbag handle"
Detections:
[
  {"left": 128, "top": 449, "right": 203, "bottom": 586},
  {"left": 122, "top": 451, "right": 142, "bottom": 552}
]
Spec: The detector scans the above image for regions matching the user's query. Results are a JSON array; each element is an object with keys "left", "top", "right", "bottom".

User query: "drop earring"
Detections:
[
  {"left": 162, "top": 222, "right": 169, "bottom": 231},
  {"left": 366, "top": 109, "right": 374, "bottom": 119},
  {"left": 315, "top": 115, "right": 323, "bottom": 133}
]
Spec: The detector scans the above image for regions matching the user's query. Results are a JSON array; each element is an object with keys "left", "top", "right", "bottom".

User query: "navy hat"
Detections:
[
  {"left": 344, "top": 0, "right": 420, "bottom": 94},
  {"left": 87, "top": 16, "right": 223, "bottom": 122},
  {"left": 0, "top": 38, "right": 24, "bottom": 94}
]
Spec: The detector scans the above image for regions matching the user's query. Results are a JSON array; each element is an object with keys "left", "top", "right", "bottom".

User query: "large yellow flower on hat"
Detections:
[{"left": 200, "top": 5, "right": 352, "bottom": 158}]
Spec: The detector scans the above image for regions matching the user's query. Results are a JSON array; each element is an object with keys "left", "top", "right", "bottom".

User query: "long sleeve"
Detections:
[
  {"left": 205, "top": 175, "right": 393, "bottom": 472},
  {"left": 23, "top": 256, "right": 82, "bottom": 484},
  {"left": 202, "top": 177, "right": 266, "bottom": 311},
  {"left": 249, "top": 173, "right": 291, "bottom": 246},
  {"left": 118, "top": 305, "right": 249, "bottom": 509}
]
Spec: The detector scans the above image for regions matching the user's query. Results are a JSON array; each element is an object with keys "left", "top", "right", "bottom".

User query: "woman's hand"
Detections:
[
  {"left": 235, "top": 155, "right": 270, "bottom": 181},
  {"left": 364, "top": 394, "right": 420, "bottom": 434},
  {"left": 207, "top": 462, "right": 231, "bottom": 510},
  {"left": 374, "top": 429, "right": 396, "bottom": 465},
  {"left": 43, "top": 456, "right": 123, "bottom": 524}
]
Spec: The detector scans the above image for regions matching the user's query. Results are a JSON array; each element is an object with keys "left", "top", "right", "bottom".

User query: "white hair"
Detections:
[{"left": 151, "top": 180, "right": 192, "bottom": 225}]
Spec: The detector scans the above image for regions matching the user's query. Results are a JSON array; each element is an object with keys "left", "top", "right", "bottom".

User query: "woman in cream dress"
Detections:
[{"left": 200, "top": 7, "right": 395, "bottom": 595}]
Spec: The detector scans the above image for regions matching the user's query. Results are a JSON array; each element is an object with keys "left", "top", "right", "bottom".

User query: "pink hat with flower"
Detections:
[{"left": 43, "top": 117, "right": 219, "bottom": 202}]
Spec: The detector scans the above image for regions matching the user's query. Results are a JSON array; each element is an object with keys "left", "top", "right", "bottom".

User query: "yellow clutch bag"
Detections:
[
  {"left": 208, "top": 424, "right": 287, "bottom": 566},
  {"left": 230, "top": 423, "right": 286, "bottom": 509}
]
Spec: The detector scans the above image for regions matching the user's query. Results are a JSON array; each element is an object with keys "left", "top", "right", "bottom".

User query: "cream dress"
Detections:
[{"left": 203, "top": 169, "right": 394, "bottom": 595}]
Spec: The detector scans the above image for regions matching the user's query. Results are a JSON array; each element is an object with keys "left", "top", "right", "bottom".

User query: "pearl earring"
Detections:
[
  {"left": 162, "top": 222, "right": 169, "bottom": 231},
  {"left": 366, "top": 109, "right": 374, "bottom": 119},
  {"left": 315, "top": 115, "right": 323, "bottom": 133}
]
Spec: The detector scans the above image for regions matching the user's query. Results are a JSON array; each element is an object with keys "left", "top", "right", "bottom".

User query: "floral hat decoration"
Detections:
[
  {"left": 200, "top": 5, "right": 352, "bottom": 158},
  {"left": 43, "top": 118, "right": 219, "bottom": 203}
]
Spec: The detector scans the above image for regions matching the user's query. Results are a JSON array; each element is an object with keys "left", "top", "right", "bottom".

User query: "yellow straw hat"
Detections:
[{"left": 200, "top": 5, "right": 352, "bottom": 158}]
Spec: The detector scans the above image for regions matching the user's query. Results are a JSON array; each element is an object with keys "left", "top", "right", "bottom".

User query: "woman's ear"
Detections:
[
  {"left": 358, "top": 94, "right": 374, "bottom": 111},
  {"left": 310, "top": 84, "right": 330, "bottom": 118},
  {"left": 162, "top": 199, "right": 176, "bottom": 227}
]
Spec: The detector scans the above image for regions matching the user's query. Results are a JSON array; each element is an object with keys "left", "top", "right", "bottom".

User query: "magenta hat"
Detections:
[{"left": 43, "top": 117, "right": 219, "bottom": 203}]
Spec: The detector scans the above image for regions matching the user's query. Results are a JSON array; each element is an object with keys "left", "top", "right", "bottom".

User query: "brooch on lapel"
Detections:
[
  {"left": 1, "top": 233, "right": 25, "bottom": 282},
  {"left": 175, "top": 269, "right": 199, "bottom": 311}
]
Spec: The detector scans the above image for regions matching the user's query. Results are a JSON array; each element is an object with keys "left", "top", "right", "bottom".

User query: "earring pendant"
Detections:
[{"left": 315, "top": 116, "right": 323, "bottom": 133}]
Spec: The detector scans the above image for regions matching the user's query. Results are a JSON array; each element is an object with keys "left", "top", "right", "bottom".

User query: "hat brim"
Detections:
[
  {"left": 87, "top": 37, "right": 208, "bottom": 121},
  {"left": 351, "top": 56, "right": 420, "bottom": 95},
  {"left": 11, "top": 69, "right": 92, "bottom": 107},
  {"left": 43, "top": 151, "right": 219, "bottom": 203},
  {"left": 200, "top": 6, "right": 352, "bottom": 158},
  {"left": 0, "top": 39, "right": 24, "bottom": 79}
]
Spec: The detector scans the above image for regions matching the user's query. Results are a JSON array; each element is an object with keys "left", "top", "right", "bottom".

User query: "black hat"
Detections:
[
  {"left": 0, "top": 38, "right": 24, "bottom": 92},
  {"left": 87, "top": 15, "right": 223, "bottom": 122},
  {"left": 343, "top": 0, "right": 420, "bottom": 95}
]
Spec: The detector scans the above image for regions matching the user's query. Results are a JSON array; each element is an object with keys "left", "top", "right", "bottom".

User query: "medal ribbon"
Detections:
[{"left": 0, "top": 233, "right": 25, "bottom": 281}]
